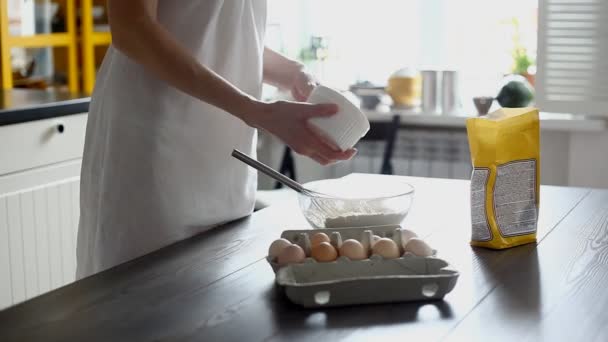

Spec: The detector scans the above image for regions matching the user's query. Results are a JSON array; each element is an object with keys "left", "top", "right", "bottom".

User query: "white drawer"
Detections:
[{"left": 0, "top": 113, "right": 88, "bottom": 175}]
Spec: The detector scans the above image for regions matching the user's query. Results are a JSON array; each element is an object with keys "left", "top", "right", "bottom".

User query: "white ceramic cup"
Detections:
[{"left": 307, "top": 85, "right": 370, "bottom": 151}]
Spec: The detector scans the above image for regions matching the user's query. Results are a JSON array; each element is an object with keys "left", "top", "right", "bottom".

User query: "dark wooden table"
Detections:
[{"left": 1, "top": 174, "right": 607, "bottom": 342}]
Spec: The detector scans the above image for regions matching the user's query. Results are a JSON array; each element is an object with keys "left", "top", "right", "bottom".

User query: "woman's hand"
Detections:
[
  {"left": 243, "top": 101, "right": 356, "bottom": 165},
  {"left": 261, "top": 48, "right": 356, "bottom": 165},
  {"left": 264, "top": 49, "right": 316, "bottom": 101},
  {"left": 289, "top": 69, "right": 317, "bottom": 102}
]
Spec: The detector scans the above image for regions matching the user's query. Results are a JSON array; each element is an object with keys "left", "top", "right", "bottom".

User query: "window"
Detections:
[
  {"left": 266, "top": 0, "right": 538, "bottom": 110},
  {"left": 536, "top": 0, "right": 608, "bottom": 116}
]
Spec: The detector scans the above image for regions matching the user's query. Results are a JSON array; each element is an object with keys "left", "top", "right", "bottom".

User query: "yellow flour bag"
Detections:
[{"left": 466, "top": 107, "right": 540, "bottom": 249}]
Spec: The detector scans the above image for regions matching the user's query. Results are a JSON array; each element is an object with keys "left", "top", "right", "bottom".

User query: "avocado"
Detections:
[{"left": 496, "top": 77, "right": 534, "bottom": 108}]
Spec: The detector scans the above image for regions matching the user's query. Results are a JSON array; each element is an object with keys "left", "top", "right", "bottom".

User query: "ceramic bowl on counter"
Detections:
[
  {"left": 349, "top": 82, "right": 385, "bottom": 110},
  {"left": 297, "top": 178, "right": 415, "bottom": 229},
  {"left": 386, "top": 67, "right": 421, "bottom": 108}
]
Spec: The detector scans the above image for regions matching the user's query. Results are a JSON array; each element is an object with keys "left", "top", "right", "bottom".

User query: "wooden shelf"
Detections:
[
  {"left": 6, "top": 33, "right": 73, "bottom": 48},
  {"left": 91, "top": 32, "right": 111, "bottom": 46}
]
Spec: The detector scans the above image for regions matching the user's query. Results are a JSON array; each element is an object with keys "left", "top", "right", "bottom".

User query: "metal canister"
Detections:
[
  {"left": 442, "top": 70, "right": 460, "bottom": 115},
  {"left": 421, "top": 70, "right": 440, "bottom": 114}
]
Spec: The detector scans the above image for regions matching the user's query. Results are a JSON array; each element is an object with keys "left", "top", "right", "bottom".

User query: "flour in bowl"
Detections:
[{"left": 324, "top": 212, "right": 406, "bottom": 228}]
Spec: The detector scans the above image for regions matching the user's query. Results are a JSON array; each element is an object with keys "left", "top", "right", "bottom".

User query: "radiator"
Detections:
[
  {"left": 258, "top": 129, "right": 473, "bottom": 188},
  {"left": 331, "top": 129, "right": 472, "bottom": 179},
  {"left": 0, "top": 178, "right": 79, "bottom": 309}
]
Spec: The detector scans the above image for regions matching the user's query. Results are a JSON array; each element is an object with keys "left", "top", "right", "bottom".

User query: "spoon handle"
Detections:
[{"left": 231, "top": 149, "right": 305, "bottom": 193}]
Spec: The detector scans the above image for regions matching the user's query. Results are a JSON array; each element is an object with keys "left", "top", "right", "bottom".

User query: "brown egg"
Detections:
[
  {"left": 401, "top": 229, "right": 418, "bottom": 246},
  {"left": 404, "top": 238, "right": 433, "bottom": 257},
  {"left": 372, "top": 238, "right": 400, "bottom": 259},
  {"left": 311, "top": 232, "right": 330, "bottom": 247},
  {"left": 268, "top": 238, "right": 292, "bottom": 259},
  {"left": 339, "top": 239, "right": 367, "bottom": 260},
  {"left": 311, "top": 242, "right": 338, "bottom": 262},
  {"left": 277, "top": 244, "right": 306, "bottom": 266}
]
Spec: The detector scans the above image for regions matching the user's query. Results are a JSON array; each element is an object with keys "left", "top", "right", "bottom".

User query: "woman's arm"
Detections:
[
  {"left": 263, "top": 47, "right": 316, "bottom": 101},
  {"left": 108, "top": 0, "right": 254, "bottom": 119},
  {"left": 107, "top": 0, "right": 354, "bottom": 165}
]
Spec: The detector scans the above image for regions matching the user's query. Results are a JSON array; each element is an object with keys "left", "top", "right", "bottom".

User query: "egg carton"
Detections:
[
  {"left": 277, "top": 255, "right": 458, "bottom": 308},
  {"left": 266, "top": 225, "right": 435, "bottom": 273},
  {"left": 267, "top": 225, "right": 459, "bottom": 307}
]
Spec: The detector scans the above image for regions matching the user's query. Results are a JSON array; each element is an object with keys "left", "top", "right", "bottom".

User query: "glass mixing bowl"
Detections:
[{"left": 297, "top": 178, "right": 415, "bottom": 228}]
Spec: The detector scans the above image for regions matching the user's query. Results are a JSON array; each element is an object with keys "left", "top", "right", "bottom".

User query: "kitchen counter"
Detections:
[
  {"left": 1, "top": 174, "right": 607, "bottom": 342},
  {"left": 361, "top": 107, "right": 608, "bottom": 188},
  {"left": 0, "top": 89, "right": 90, "bottom": 126},
  {"left": 1, "top": 88, "right": 602, "bottom": 133},
  {"left": 365, "top": 106, "right": 607, "bottom": 132}
]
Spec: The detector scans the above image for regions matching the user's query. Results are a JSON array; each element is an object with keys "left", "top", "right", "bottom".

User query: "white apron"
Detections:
[{"left": 76, "top": 0, "right": 267, "bottom": 279}]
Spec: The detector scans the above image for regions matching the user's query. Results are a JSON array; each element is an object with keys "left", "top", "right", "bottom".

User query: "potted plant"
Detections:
[{"left": 509, "top": 18, "right": 536, "bottom": 86}]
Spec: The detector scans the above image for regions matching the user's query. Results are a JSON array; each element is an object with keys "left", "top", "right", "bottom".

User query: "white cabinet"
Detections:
[
  {"left": 0, "top": 112, "right": 87, "bottom": 175},
  {"left": 0, "top": 113, "right": 86, "bottom": 310}
]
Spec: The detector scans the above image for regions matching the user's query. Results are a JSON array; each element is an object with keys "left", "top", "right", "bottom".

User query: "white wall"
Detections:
[{"left": 568, "top": 132, "right": 608, "bottom": 188}]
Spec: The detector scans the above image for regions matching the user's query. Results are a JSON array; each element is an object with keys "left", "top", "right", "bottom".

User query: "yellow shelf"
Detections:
[
  {"left": 91, "top": 32, "right": 111, "bottom": 46},
  {"left": 7, "top": 33, "right": 73, "bottom": 48},
  {"left": 0, "top": 0, "right": 79, "bottom": 92},
  {"left": 81, "top": 1, "right": 110, "bottom": 93},
  {"left": 0, "top": 0, "right": 105, "bottom": 93}
]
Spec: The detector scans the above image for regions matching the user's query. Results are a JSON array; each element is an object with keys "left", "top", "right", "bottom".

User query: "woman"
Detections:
[{"left": 76, "top": 0, "right": 355, "bottom": 278}]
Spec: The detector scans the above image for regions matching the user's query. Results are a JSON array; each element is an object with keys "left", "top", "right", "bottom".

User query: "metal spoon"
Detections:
[{"left": 231, "top": 149, "right": 328, "bottom": 198}]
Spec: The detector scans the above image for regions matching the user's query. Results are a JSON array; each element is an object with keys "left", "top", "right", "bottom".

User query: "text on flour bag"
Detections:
[{"left": 466, "top": 108, "right": 540, "bottom": 249}]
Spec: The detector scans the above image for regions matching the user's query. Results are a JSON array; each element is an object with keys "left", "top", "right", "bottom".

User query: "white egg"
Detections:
[
  {"left": 404, "top": 238, "right": 433, "bottom": 257},
  {"left": 372, "top": 238, "right": 400, "bottom": 259},
  {"left": 268, "top": 238, "right": 291, "bottom": 259}
]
